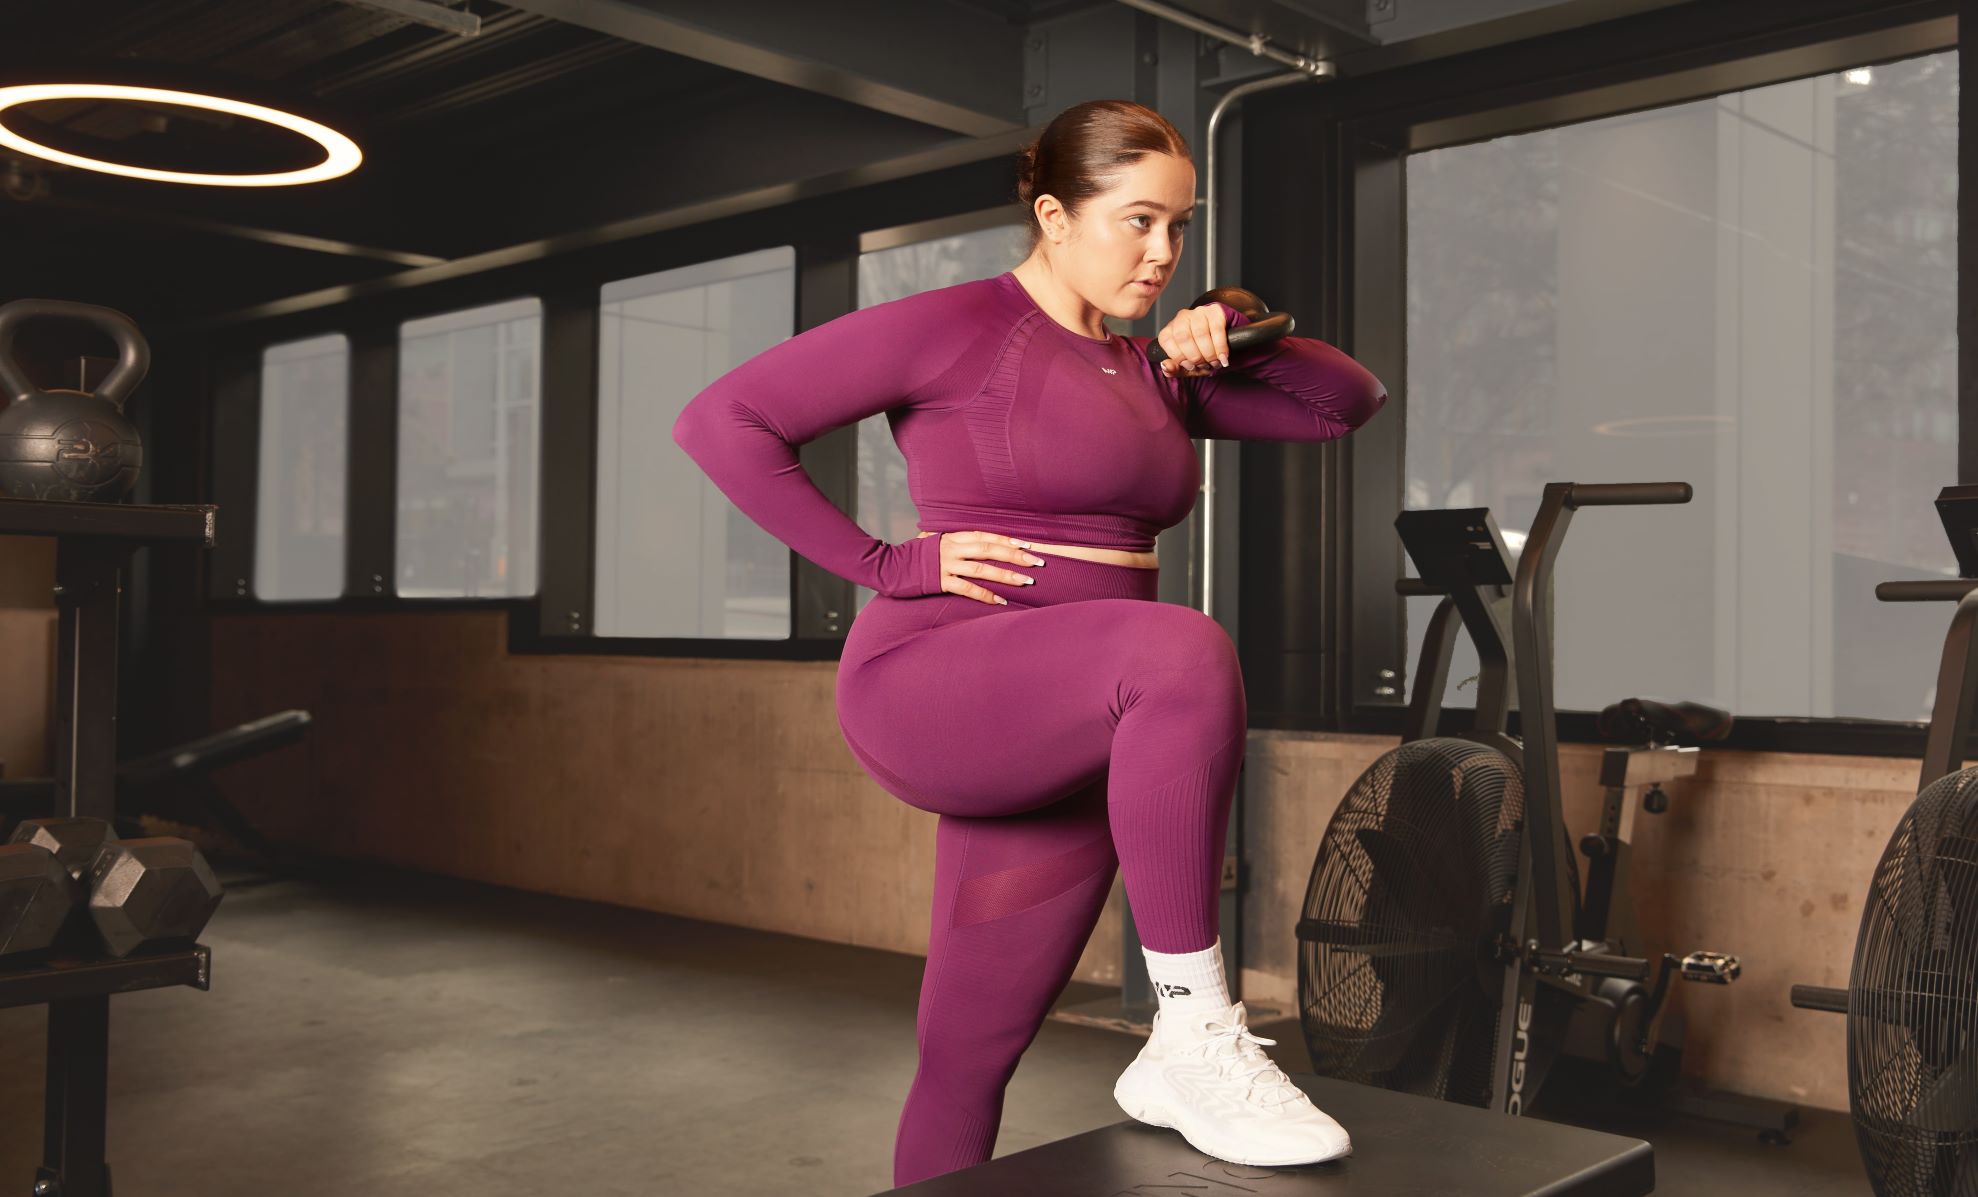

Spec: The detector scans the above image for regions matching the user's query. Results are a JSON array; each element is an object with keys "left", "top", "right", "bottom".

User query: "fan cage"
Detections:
[{"left": 1298, "top": 737, "right": 1526, "bottom": 1107}]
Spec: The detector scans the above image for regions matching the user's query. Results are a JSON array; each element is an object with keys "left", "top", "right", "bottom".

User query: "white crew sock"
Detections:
[{"left": 1143, "top": 938, "right": 1233, "bottom": 1019}]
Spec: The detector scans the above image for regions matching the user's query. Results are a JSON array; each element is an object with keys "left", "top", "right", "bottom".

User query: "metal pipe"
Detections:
[
  {"left": 1200, "top": 70, "right": 1317, "bottom": 617},
  {"left": 1122, "top": 1, "right": 1337, "bottom": 616},
  {"left": 1116, "top": 0, "right": 1334, "bottom": 79},
  {"left": 1511, "top": 483, "right": 1578, "bottom": 953},
  {"left": 1919, "top": 587, "right": 1978, "bottom": 788}
]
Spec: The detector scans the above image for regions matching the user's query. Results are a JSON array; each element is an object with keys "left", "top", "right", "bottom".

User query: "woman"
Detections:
[{"left": 672, "top": 99, "right": 1386, "bottom": 1186}]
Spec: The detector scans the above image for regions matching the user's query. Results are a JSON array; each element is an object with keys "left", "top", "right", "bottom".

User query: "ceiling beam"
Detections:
[
  {"left": 337, "top": 0, "right": 485, "bottom": 37},
  {"left": 493, "top": 0, "right": 1027, "bottom": 136},
  {"left": 177, "top": 122, "right": 1036, "bottom": 332},
  {"left": 24, "top": 193, "right": 446, "bottom": 267}
]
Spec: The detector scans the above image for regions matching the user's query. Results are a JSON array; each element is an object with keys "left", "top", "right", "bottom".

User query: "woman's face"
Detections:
[{"left": 1045, "top": 152, "right": 1195, "bottom": 321}]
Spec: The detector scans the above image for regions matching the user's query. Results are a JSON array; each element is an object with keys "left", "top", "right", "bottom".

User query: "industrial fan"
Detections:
[{"left": 1299, "top": 737, "right": 1527, "bottom": 1104}]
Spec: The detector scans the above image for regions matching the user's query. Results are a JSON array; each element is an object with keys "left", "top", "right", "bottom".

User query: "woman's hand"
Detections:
[
  {"left": 1156, "top": 304, "right": 1232, "bottom": 379},
  {"left": 916, "top": 530, "right": 1045, "bottom": 605}
]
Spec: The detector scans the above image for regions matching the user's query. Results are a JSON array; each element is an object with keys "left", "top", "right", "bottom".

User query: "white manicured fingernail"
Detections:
[
  {"left": 996, "top": 596, "right": 1008, "bottom": 604},
  {"left": 1219, "top": 354, "right": 1228, "bottom": 368}
]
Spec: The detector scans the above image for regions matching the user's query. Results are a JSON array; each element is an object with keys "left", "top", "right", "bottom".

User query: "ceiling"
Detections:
[
  {"left": 0, "top": 0, "right": 1679, "bottom": 326},
  {"left": 0, "top": 0, "right": 1073, "bottom": 322}
]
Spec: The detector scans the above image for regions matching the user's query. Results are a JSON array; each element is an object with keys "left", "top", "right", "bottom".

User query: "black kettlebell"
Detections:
[
  {"left": 0, "top": 299, "right": 149, "bottom": 503},
  {"left": 1143, "top": 286, "right": 1295, "bottom": 366}
]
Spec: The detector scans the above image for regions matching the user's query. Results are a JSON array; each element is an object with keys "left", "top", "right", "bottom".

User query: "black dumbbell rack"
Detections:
[{"left": 0, "top": 496, "right": 217, "bottom": 1197}]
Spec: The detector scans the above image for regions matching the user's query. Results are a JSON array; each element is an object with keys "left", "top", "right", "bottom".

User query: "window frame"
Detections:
[
  {"left": 251, "top": 332, "right": 353, "bottom": 604},
  {"left": 200, "top": 151, "right": 1021, "bottom": 661},
  {"left": 1234, "top": 0, "right": 1961, "bottom": 757}
]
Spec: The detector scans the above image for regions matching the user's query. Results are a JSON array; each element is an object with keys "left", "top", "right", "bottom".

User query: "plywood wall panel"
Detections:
[
  {"left": 210, "top": 610, "right": 1911, "bottom": 1105},
  {"left": 0, "top": 610, "right": 56, "bottom": 781},
  {"left": 1238, "top": 730, "right": 1916, "bottom": 1112},
  {"left": 0, "top": 534, "right": 57, "bottom": 783},
  {"left": 210, "top": 610, "right": 1124, "bottom": 987}
]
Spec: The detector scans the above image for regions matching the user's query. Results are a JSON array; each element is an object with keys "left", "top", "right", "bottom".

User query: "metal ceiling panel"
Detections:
[{"left": 495, "top": 0, "right": 1031, "bottom": 135}]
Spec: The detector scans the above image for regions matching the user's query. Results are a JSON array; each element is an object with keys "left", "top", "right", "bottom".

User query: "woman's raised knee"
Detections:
[
  {"left": 1148, "top": 604, "right": 1236, "bottom": 662},
  {"left": 1121, "top": 605, "right": 1242, "bottom": 694}
]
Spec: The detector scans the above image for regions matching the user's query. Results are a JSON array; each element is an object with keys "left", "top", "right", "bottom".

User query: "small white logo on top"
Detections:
[{"left": 1101, "top": 367, "right": 1117, "bottom": 374}]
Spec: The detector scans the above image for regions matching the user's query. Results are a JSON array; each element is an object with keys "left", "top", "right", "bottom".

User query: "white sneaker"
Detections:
[{"left": 1113, "top": 1000, "right": 1352, "bottom": 1168}]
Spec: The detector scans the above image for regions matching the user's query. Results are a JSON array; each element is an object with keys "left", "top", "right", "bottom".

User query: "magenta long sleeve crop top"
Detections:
[{"left": 670, "top": 269, "right": 1387, "bottom": 599}]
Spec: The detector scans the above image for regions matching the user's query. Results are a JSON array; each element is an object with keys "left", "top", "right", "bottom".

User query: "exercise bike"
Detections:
[{"left": 1296, "top": 481, "right": 1794, "bottom": 1134}]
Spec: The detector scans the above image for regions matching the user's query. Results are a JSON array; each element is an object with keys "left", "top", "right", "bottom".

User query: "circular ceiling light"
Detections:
[{"left": 0, "top": 83, "right": 361, "bottom": 187}]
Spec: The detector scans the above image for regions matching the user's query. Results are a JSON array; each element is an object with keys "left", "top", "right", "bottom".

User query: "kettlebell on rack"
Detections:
[{"left": 0, "top": 298, "right": 149, "bottom": 502}]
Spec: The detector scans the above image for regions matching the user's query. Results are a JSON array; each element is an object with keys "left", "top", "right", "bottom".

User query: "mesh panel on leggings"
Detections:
[{"left": 951, "top": 833, "right": 1114, "bottom": 928}]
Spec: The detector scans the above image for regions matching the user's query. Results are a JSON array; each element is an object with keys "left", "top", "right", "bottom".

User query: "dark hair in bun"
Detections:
[{"left": 1016, "top": 100, "right": 1191, "bottom": 253}]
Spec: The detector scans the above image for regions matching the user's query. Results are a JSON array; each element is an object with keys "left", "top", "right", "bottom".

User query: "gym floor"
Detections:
[{"left": 0, "top": 867, "right": 1871, "bottom": 1196}]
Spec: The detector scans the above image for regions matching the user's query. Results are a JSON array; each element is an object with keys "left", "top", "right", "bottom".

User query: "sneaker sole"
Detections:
[{"left": 1113, "top": 1072, "right": 1352, "bottom": 1168}]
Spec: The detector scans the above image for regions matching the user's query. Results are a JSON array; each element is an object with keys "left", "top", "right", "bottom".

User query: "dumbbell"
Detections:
[
  {"left": 6, "top": 817, "right": 111, "bottom": 955},
  {"left": 87, "top": 838, "right": 225, "bottom": 958},
  {"left": 0, "top": 842, "right": 77, "bottom": 963},
  {"left": 8, "top": 818, "right": 223, "bottom": 958}
]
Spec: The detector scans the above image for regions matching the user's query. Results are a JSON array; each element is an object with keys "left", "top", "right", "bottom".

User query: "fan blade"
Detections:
[
  {"left": 1357, "top": 826, "right": 1467, "bottom": 920},
  {"left": 1338, "top": 979, "right": 1470, "bottom": 1078},
  {"left": 1905, "top": 1048, "right": 1978, "bottom": 1133},
  {"left": 1298, "top": 917, "right": 1461, "bottom": 959}
]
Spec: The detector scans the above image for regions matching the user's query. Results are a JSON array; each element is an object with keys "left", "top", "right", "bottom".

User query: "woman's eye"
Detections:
[{"left": 1131, "top": 215, "right": 1153, "bottom": 229}]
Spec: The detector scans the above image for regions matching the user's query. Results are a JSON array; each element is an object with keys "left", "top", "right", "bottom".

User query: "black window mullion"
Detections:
[
  {"left": 1961, "top": 0, "right": 1978, "bottom": 483},
  {"left": 792, "top": 239, "right": 860, "bottom": 643},
  {"left": 204, "top": 350, "right": 259, "bottom": 603},
  {"left": 344, "top": 329, "right": 399, "bottom": 601},
  {"left": 537, "top": 290, "right": 601, "bottom": 636},
  {"left": 1342, "top": 128, "right": 1407, "bottom": 716}
]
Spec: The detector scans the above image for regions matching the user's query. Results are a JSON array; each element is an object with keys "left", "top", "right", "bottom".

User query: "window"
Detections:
[
  {"left": 596, "top": 247, "right": 796, "bottom": 638},
  {"left": 852, "top": 216, "right": 1031, "bottom": 611},
  {"left": 397, "top": 298, "right": 543, "bottom": 599},
  {"left": 1400, "top": 51, "right": 1957, "bottom": 722},
  {"left": 255, "top": 334, "right": 349, "bottom": 602}
]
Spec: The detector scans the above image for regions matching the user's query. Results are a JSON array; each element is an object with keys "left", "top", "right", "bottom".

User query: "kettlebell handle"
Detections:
[
  {"left": 0, "top": 299, "right": 152, "bottom": 411},
  {"left": 1143, "top": 286, "right": 1295, "bottom": 366}
]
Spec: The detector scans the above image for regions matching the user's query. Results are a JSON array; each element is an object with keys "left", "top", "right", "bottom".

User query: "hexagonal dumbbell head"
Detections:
[
  {"left": 0, "top": 843, "right": 79, "bottom": 958},
  {"left": 85, "top": 837, "right": 223, "bottom": 959},
  {"left": 8, "top": 817, "right": 118, "bottom": 880}
]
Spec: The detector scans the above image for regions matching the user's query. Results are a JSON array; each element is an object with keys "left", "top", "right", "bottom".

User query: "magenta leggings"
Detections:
[{"left": 835, "top": 552, "right": 1246, "bottom": 1187}]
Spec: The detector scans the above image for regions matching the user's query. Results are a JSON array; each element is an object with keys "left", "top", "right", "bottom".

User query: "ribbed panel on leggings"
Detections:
[
  {"left": 951, "top": 832, "right": 1114, "bottom": 928},
  {"left": 895, "top": 1076, "right": 998, "bottom": 1184},
  {"left": 1109, "top": 728, "right": 1246, "bottom": 953}
]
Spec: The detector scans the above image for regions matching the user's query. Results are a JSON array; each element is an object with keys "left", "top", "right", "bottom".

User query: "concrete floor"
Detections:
[{"left": 0, "top": 866, "right": 1872, "bottom": 1196}]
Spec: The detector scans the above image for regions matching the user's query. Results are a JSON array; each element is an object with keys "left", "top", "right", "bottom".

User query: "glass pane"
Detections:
[
  {"left": 397, "top": 298, "right": 542, "bottom": 599},
  {"left": 852, "top": 220, "right": 1031, "bottom": 611},
  {"left": 596, "top": 246, "right": 795, "bottom": 639},
  {"left": 1403, "top": 51, "right": 1957, "bottom": 722},
  {"left": 255, "top": 334, "right": 349, "bottom": 602}
]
